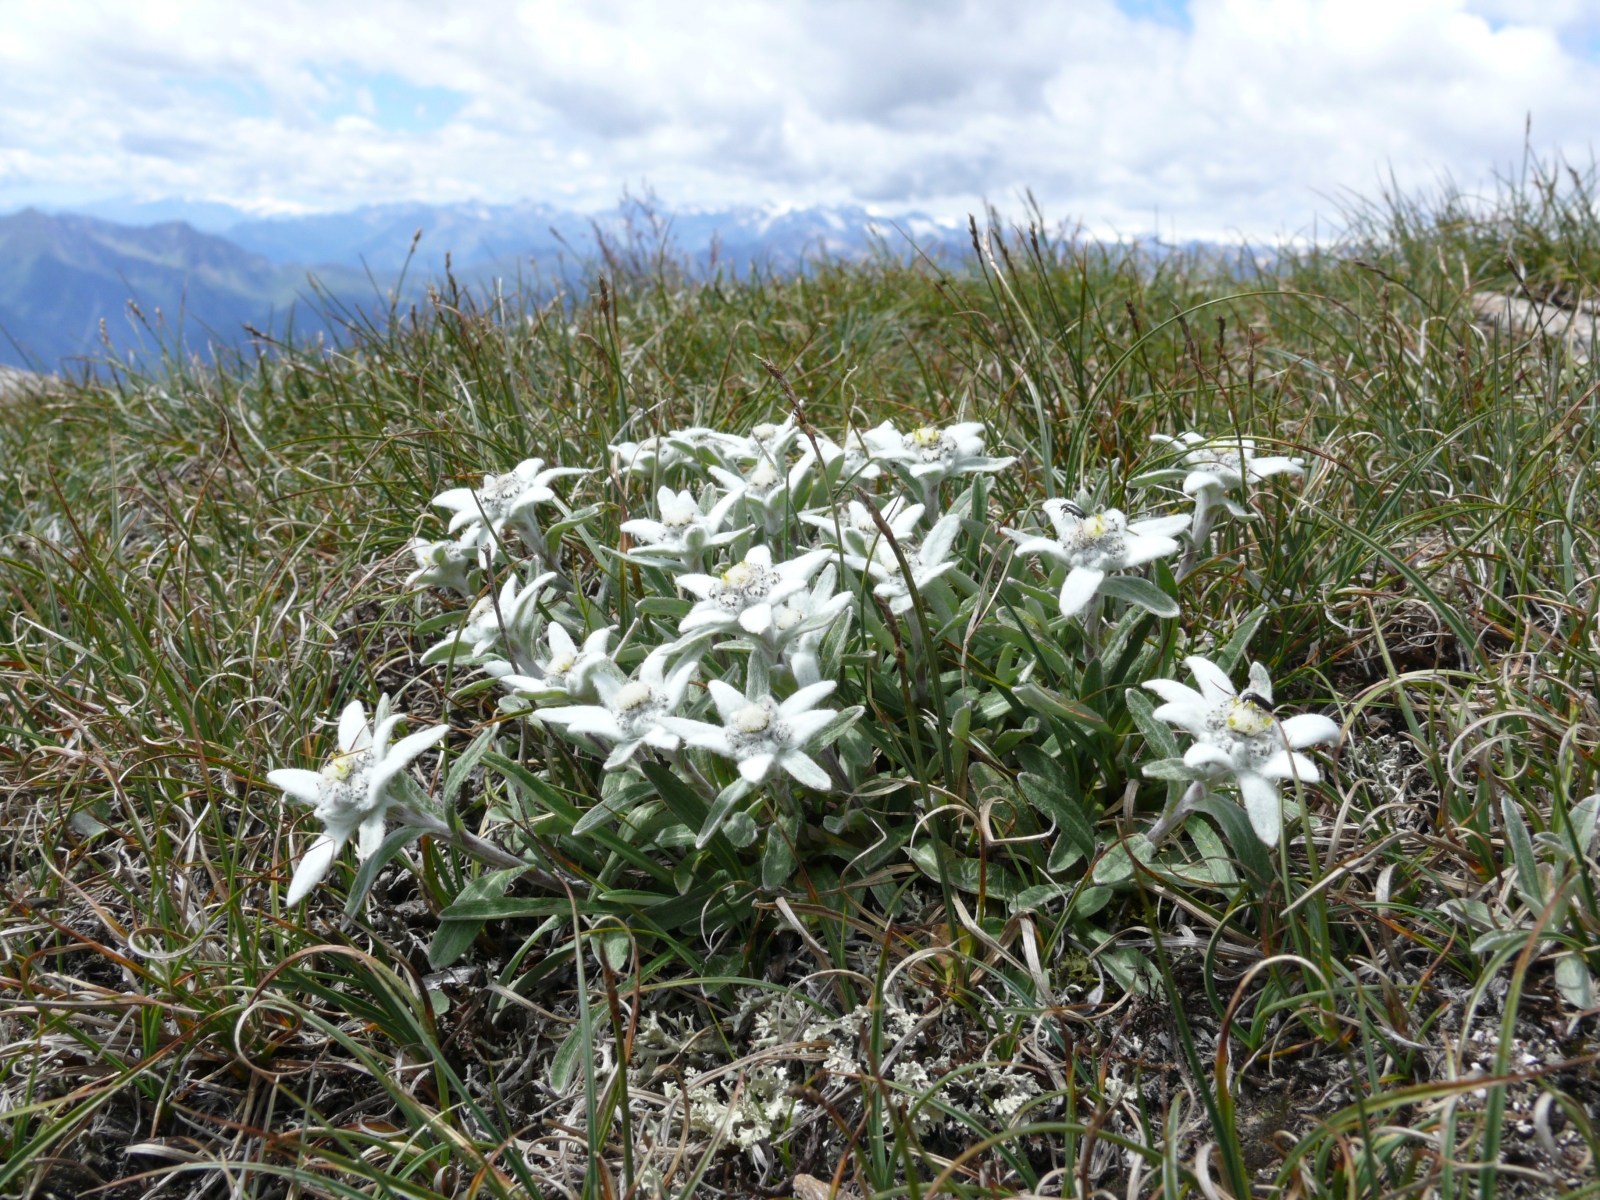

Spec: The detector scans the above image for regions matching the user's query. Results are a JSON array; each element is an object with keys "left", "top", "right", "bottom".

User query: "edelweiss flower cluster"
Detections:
[{"left": 267, "top": 411, "right": 1339, "bottom": 907}]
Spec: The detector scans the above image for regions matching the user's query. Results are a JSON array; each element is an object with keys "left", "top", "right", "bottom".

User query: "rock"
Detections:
[{"left": 1470, "top": 291, "right": 1596, "bottom": 363}]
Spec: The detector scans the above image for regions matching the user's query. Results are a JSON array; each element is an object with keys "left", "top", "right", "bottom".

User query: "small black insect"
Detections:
[
  {"left": 1238, "top": 690, "right": 1276, "bottom": 712},
  {"left": 1055, "top": 499, "right": 1087, "bottom": 519}
]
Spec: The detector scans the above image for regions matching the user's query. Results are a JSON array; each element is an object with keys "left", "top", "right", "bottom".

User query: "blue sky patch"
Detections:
[
  {"left": 1115, "top": 0, "right": 1191, "bottom": 31},
  {"left": 315, "top": 70, "right": 465, "bottom": 133}
]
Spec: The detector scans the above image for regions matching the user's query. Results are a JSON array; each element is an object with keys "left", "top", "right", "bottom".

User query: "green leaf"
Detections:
[
  {"left": 1123, "top": 687, "right": 1180, "bottom": 759},
  {"left": 443, "top": 726, "right": 497, "bottom": 807},
  {"left": 343, "top": 826, "right": 424, "bottom": 917},
  {"left": 430, "top": 866, "right": 527, "bottom": 968},
  {"left": 1215, "top": 604, "right": 1269, "bottom": 673},
  {"left": 1017, "top": 772, "right": 1097, "bottom": 860},
  {"left": 1092, "top": 835, "right": 1154, "bottom": 885},
  {"left": 634, "top": 596, "right": 692, "bottom": 619},
  {"left": 1501, "top": 794, "right": 1544, "bottom": 909},
  {"left": 549, "top": 1026, "right": 583, "bottom": 1092},
  {"left": 1191, "top": 795, "right": 1273, "bottom": 895},
  {"left": 813, "top": 705, "right": 864, "bottom": 750},
  {"left": 1098, "top": 574, "right": 1180, "bottom": 618},
  {"left": 1012, "top": 683, "right": 1109, "bottom": 732},
  {"left": 1556, "top": 954, "right": 1595, "bottom": 1009},
  {"left": 1140, "top": 757, "right": 1210, "bottom": 783},
  {"left": 698, "top": 779, "right": 755, "bottom": 848}
]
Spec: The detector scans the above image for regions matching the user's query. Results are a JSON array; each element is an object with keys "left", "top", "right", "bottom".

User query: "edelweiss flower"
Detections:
[
  {"left": 422, "top": 568, "right": 555, "bottom": 674},
  {"left": 845, "top": 510, "right": 962, "bottom": 614},
  {"left": 802, "top": 495, "right": 923, "bottom": 559},
  {"left": 809, "top": 430, "right": 883, "bottom": 484},
  {"left": 708, "top": 454, "right": 816, "bottom": 535},
  {"left": 405, "top": 537, "right": 481, "bottom": 598},
  {"left": 498, "top": 623, "right": 619, "bottom": 705},
  {"left": 432, "top": 459, "right": 590, "bottom": 554},
  {"left": 267, "top": 699, "right": 449, "bottom": 904},
  {"left": 678, "top": 545, "right": 832, "bottom": 637},
  {"left": 718, "top": 417, "right": 803, "bottom": 467},
  {"left": 664, "top": 679, "right": 839, "bottom": 790},
  {"left": 621, "top": 486, "right": 746, "bottom": 572},
  {"left": 1005, "top": 499, "right": 1188, "bottom": 618},
  {"left": 761, "top": 564, "right": 853, "bottom": 677},
  {"left": 609, "top": 435, "right": 687, "bottom": 477},
  {"left": 862, "top": 420, "right": 1015, "bottom": 508},
  {"left": 536, "top": 644, "right": 701, "bottom": 768},
  {"left": 1148, "top": 433, "right": 1308, "bottom": 574},
  {"left": 1145, "top": 656, "right": 1340, "bottom": 846}
]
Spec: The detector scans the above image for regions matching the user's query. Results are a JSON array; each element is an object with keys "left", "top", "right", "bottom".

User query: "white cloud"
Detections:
[{"left": 1, "top": 0, "right": 1598, "bottom": 235}]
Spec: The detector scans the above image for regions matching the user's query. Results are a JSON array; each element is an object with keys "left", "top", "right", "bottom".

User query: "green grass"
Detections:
[{"left": 3, "top": 162, "right": 1600, "bottom": 1200}]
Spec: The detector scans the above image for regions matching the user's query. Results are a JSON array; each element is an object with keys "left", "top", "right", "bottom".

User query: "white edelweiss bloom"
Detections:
[
  {"left": 762, "top": 564, "right": 853, "bottom": 678},
  {"left": 497, "top": 624, "right": 620, "bottom": 705},
  {"left": 708, "top": 453, "right": 816, "bottom": 535},
  {"left": 808, "top": 431, "right": 883, "bottom": 484},
  {"left": 1004, "top": 498, "right": 1187, "bottom": 618},
  {"left": 677, "top": 544, "right": 832, "bottom": 637},
  {"left": 863, "top": 420, "right": 1017, "bottom": 507},
  {"left": 609, "top": 435, "right": 687, "bottom": 477},
  {"left": 802, "top": 495, "right": 924, "bottom": 559},
  {"left": 717, "top": 417, "right": 803, "bottom": 467},
  {"left": 267, "top": 699, "right": 450, "bottom": 905},
  {"left": 1149, "top": 433, "right": 1309, "bottom": 573},
  {"left": 432, "top": 459, "right": 591, "bottom": 553},
  {"left": 1144, "top": 656, "right": 1341, "bottom": 846},
  {"left": 405, "top": 537, "right": 481, "bottom": 598},
  {"left": 535, "top": 644, "right": 702, "bottom": 768},
  {"left": 844, "top": 510, "right": 963, "bottom": 614},
  {"left": 663, "top": 679, "right": 839, "bottom": 790},
  {"left": 620, "top": 485, "right": 747, "bottom": 572},
  {"left": 422, "top": 568, "right": 556, "bottom": 674}
]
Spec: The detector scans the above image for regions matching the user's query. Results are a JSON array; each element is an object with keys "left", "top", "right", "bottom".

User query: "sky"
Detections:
[{"left": 2, "top": 0, "right": 1600, "bottom": 237}]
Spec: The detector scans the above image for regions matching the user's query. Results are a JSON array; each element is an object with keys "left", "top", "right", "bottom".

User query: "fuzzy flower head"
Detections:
[
  {"left": 1145, "top": 656, "right": 1341, "bottom": 846},
  {"left": 708, "top": 453, "right": 816, "bottom": 536},
  {"left": 432, "top": 459, "right": 590, "bottom": 554},
  {"left": 609, "top": 435, "right": 687, "bottom": 477},
  {"left": 405, "top": 537, "right": 481, "bottom": 598},
  {"left": 621, "top": 485, "right": 747, "bottom": 572},
  {"left": 421, "top": 568, "right": 555, "bottom": 675},
  {"left": 267, "top": 699, "right": 449, "bottom": 904},
  {"left": 1005, "top": 498, "right": 1188, "bottom": 618},
  {"left": 718, "top": 417, "right": 803, "bottom": 467},
  {"left": 665, "top": 679, "right": 840, "bottom": 791},
  {"left": 535, "top": 644, "right": 701, "bottom": 768},
  {"left": 678, "top": 544, "right": 831, "bottom": 637},
  {"left": 845, "top": 510, "right": 962, "bottom": 614},
  {"left": 498, "top": 624, "right": 620, "bottom": 705},
  {"left": 863, "top": 420, "right": 1016, "bottom": 506},
  {"left": 1147, "top": 432, "right": 1308, "bottom": 539},
  {"left": 803, "top": 495, "right": 923, "bottom": 559}
]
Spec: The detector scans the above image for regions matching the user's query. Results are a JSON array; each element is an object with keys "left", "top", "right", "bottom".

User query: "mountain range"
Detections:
[{"left": 0, "top": 200, "right": 965, "bottom": 369}]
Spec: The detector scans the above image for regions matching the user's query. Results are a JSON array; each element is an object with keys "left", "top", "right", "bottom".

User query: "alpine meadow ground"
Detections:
[{"left": 4, "top": 161, "right": 1600, "bottom": 1200}]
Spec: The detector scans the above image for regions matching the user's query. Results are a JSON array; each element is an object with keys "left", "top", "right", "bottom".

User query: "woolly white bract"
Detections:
[
  {"left": 536, "top": 644, "right": 702, "bottom": 769},
  {"left": 1005, "top": 499, "right": 1188, "bottom": 618},
  {"left": 267, "top": 699, "right": 448, "bottom": 905},
  {"left": 432, "top": 458, "right": 590, "bottom": 555},
  {"left": 1144, "top": 656, "right": 1340, "bottom": 846}
]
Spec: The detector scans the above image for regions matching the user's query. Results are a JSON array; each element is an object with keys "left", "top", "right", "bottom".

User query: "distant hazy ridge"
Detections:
[{"left": 0, "top": 202, "right": 961, "bottom": 369}]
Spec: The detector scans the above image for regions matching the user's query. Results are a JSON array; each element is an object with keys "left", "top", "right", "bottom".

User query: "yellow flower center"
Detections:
[
  {"left": 321, "top": 753, "right": 359, "bottom": 783},
  {"left": 615, "top": 682, "right": 653, "bottom": 711},
  {"left": 908, "top": 426, "right": 942, "bottom": 448},
  {"left": 1083, "top": 514, "right": 1108, "bottom": 538},
  {"left": 752, "top": 423, "right": 778, "bottom": 441},
  {"left": 748, "top": 460, "right": 779, "bottom": 488},
  {"left": 721, "top": 561, "right": 756, "bottom": 588},
  {"left": 547, "top": 652, "right": 577, "bottom": 676},
  {"left": 734, "top": 704, "right": 771, "bottom": 733},
  {"left": 1225, "top": 699, "right": 1274, "bottom": 737}
]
